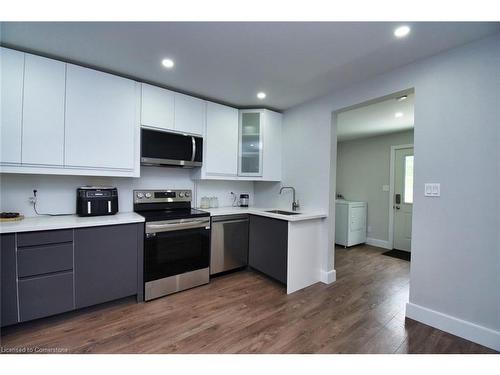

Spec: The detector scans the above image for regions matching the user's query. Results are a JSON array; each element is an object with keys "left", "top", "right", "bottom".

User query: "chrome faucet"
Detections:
[{"left": 280, "top": 186, "right": 300, "bottom": 211}]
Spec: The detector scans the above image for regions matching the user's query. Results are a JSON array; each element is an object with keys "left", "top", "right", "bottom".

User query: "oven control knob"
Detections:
[
  {"left": 145, "top": 193, "right": 152, "bottom": 199},
  {"left": 178, "top": 192, "right": 184, "bottom": 198},
  {"left": 184, "top": 192, "right": 190, "bottom": 198},
  {"left": 136, "top": 193, "right": 144, "bottom": 199}
]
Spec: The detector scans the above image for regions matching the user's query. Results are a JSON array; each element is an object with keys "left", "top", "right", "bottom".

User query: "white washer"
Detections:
[{"left": 335, "top": 199, "right": 367, "bottom": 247}]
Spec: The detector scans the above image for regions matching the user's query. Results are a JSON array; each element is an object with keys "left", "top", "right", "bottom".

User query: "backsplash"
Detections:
[
  {"left": 194, "top": 180, "right": 254, "bottom": 208},
  {"left": 0, "top": 169, "right": 255, "bottom": 217}
]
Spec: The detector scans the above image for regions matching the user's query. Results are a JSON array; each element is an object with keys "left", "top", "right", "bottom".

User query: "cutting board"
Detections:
[{"left": 0, "top": 215, "right": 25, "bottom": 222}]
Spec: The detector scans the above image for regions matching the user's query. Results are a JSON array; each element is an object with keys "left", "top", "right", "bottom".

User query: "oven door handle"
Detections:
[{"left": 146, "top": 219, "right": 210, "bottom": 234}]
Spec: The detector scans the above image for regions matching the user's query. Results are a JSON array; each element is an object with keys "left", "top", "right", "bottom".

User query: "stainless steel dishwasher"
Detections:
[{"left": 210, "top": 214, "right": 249, "bottom": 275}]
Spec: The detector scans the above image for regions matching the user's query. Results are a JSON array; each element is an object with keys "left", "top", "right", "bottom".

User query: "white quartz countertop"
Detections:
[
  {"left": 0, "top": 212, "right": 145, "bottom": 234},
  {"left": 199, "top": 206, "right": 327, "bottom": 222}
]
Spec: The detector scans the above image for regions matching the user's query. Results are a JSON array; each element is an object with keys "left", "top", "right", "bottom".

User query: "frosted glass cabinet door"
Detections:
[
  {"left": 22, "top": 54, "right": 66, "bottom": 166},
  {"left": 239, "top": 110, "right": 263, "bottom": 176},
  {"left": 0, "top": 47, "right": 24, "bottom": 164},
  {"left": 65, "top": 64, "right": 136, "bottom": 170}
]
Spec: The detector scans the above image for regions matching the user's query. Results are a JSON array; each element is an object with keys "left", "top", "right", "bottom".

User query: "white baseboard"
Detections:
[
  {"left": 320, "top": 269, "right": 336, "bottom": 284},
  {"left": 366, "top": 237, "right": 392, "bottom": 250},
  {"left": 406, "top": 302, "right": 500, "bottom": 351}
]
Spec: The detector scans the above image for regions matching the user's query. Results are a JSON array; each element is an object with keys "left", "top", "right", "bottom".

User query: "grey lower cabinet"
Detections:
[
  {"left": 0, "top": 222, "right": 144, "bottom": 327},
  {"left": 248, "top": 215, "right": 288, "bottom": 284},
  {"left": 74, "top": 223, "right": 143, "bottom": 309},
  {"left": 16, "top": 229, "right": 75, "bottom": 322},
  {"left": 18, "top": 271, "right": 74, "bottom": 322},
  {"left": 1, "top": 234, "right": 18, "bottom": 326}
]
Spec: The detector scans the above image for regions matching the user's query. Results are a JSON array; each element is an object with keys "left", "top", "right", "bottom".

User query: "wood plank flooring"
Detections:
[{"left": 0, "top": 244, "right": 496, "bottom": 354}]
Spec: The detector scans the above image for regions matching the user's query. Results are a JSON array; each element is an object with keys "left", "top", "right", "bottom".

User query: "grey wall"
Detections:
[
  {"left": 258, "top": 33, "right": 500, "bottom": 348},
  {"left": 336, "top": 130, "right": 414, "bottom": 242}
]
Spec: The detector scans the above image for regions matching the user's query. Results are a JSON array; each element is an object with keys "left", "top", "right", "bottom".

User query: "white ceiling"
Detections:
[
  {"left": 337, "top": 93, "right": 414, "bottom": 142},
  {"left": 1, "top": 22, "right": 499, "bottom": 110}
]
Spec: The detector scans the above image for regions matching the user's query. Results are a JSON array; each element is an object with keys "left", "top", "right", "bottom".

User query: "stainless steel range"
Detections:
[{"left": 133, "top": 189, "right": 210, "bottom": 301}]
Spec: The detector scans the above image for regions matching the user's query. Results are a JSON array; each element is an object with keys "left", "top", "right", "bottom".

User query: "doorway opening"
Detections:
[{"left": 333, "top": 89, "right": 415, "bottom": 259}]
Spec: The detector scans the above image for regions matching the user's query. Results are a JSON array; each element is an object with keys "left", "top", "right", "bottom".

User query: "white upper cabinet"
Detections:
[
  {"left": 195, "top": 106, "right": 282, "bottom": 181},
  {"left": 22, "top": 54, "right": 66, "bottom": 166},
  {"left": 203, "top": 102, "right": 239, "bottom": 177},
  {"left": 174, "top": 93, "right": 205, "bottom": 135},
  {"left": 140, "top": 83, "right": 175, "bottom": 131},
  {"left": 238, "top": 109, "right": 282, "bottom": 181},
  {"left": 141, "top": 84, "right": 205, "bottom": 135},
  {"left": 261, "top": 110, "right": 282, "bottom": 181},
  {"left": 65, "top": 64, "right": 137, "bottom": 171},
  {"left": 0, "top": 47, "right": 24, "bottom": 163}
]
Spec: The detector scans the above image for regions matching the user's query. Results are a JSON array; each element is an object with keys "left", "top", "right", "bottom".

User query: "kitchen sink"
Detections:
[{"left": 265, "top": 210, "right": 300, "bottom": 215}]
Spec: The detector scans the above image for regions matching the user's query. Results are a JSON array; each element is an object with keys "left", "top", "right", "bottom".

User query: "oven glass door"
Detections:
[{"left": 144, "top": 226, "right": 210, "bottom": 282}]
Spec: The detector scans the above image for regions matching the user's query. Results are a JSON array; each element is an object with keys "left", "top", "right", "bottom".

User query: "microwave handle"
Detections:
[{"left": 191, "top": 136, "right": 196, "bottom": 162}]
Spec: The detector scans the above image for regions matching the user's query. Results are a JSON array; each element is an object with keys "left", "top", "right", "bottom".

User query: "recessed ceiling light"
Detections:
[
  {"left": 161, "top": 58, "right": 175, "bottom": 69},
  {"left": 394, "top": 25, "right": 411, "bottom": 38},
  {"left": 257, "top": 92, "right": 266, "bottom": 100},
  {"left": 395, "top": 112, "right": 404, "bottom": 118},
  {"left": 397, "top": 95, "right": 408, "bottom": 102}
]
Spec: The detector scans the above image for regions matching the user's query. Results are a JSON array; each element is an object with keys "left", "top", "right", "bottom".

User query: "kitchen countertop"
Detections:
[
  {"left": 0, "top": 212, "right": 145, "bottom": 234},
  {"left": 200, "top": 206, "right": 327, "bottom": 222}
]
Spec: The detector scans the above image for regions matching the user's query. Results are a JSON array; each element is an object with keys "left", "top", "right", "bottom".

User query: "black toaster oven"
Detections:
[{"left": 76, "top": 187, "right": 118, "bottom": 217}]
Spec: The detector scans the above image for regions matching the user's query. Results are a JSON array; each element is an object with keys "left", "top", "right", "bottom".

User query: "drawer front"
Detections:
[
  {"left": 18, "top": 271, "right": 74, "bottom": 322},
  {"left": 18, "top": 243, "right": 73, "bottom": 278},
  {"left": 18, "top": 229, "right": 73, "bottom": 247}
]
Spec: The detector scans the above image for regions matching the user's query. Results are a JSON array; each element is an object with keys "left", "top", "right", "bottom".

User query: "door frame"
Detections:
[{"left": 388, "top": 144, "right": 414, "bottom": 250}]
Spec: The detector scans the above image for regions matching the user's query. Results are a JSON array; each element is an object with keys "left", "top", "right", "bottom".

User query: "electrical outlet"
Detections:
[{"left": 29, "top": 189, "right": 38, "bottom": 205}]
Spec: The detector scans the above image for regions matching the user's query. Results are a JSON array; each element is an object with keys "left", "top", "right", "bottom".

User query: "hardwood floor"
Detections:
[{"left": 0, "top": 244, "right": 496, "bottom": 354}]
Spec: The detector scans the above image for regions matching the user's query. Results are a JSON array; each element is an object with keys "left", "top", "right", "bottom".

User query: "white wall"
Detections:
[
  {"left": 0, "top": 168, "right": 255, "bottom": 215},
  {"left": 0, "top": 167, "right": 194, "bottom": 215},
  {"left": 265, "top": 33, "right": 500, "bottom": 349},
  {"left": 253, "top": 181, "right": 301, "bottom": 209},
  {"left": 336, "top": 130, "right": 414, "bottom": 243},
  {"left": 194, "top": 180, "right": 254, "bottom": 208}
]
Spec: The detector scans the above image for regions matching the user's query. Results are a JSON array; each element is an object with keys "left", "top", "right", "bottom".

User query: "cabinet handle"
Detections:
[{"left": 191, "top": 136, "right": 196, "bottom": 162}]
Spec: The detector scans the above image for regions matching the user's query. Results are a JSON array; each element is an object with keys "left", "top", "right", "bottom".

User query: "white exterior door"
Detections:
[{"left": 393, "top": 146, "right": 414, "bottom": 252}]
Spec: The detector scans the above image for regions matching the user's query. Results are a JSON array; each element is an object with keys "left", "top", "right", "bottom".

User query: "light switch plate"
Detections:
[
  {"left": 382, "top": 185, "right": 390, "bottom": 192},
  {"left": 424, "top": 183, "right": 440, "bottom": 197}
]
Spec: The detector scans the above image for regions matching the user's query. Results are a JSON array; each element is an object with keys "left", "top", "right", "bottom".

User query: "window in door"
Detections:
[{"left": 404, "top": 155, "right": 414, "bottom": 204}]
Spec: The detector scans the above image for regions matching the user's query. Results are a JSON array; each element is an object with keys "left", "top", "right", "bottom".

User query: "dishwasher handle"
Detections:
[
  {"left": 211, "top": 215, "right": 249, "bottom": 223},
  {"left": 219, "top": 219, "right": 249, "bottom": 225}
]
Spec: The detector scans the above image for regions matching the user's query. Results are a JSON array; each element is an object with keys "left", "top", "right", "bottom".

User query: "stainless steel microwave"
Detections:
[{"left": 141, "top": 127, "right": 203, "bottom": 168}]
